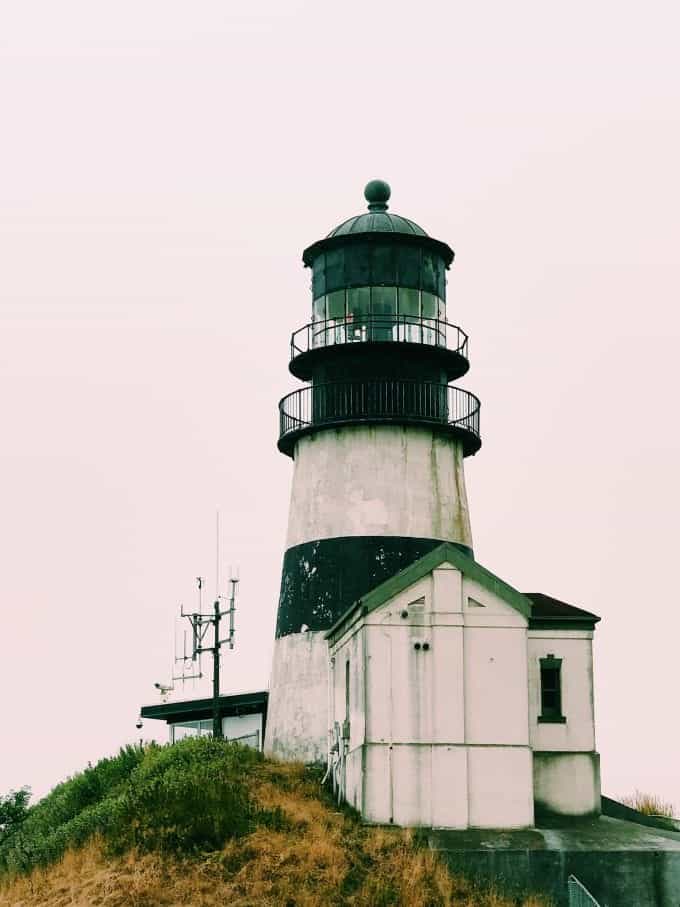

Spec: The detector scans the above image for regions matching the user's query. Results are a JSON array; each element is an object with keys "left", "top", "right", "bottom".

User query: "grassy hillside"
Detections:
[{"left": 0, "top": 739, "right": 550, "bottom": 906}]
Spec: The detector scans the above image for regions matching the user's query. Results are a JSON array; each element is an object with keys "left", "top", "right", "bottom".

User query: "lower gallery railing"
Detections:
[{"left": 279, "top": 379, "right": 481, "bottom": 453}]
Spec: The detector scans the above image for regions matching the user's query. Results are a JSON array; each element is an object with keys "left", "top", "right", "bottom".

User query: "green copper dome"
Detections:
[{"left": 327, "top": 180, "right": 428, "bottom": 238}]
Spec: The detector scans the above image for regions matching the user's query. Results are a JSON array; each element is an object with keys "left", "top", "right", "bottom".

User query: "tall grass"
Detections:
[
  {"left": 0, "top": 739, "right": 552, "bottom": 906},
  {"left": 621, "top": 789, "right": 676, "bottom": 818}
]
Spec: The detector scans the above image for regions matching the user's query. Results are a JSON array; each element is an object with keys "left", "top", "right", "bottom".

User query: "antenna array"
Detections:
[{"left": 171, "top": 572, "right": 239, "bottom": 738}]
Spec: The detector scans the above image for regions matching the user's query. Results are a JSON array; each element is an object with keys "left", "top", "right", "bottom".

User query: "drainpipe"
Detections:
[
  {"left": 382, "top": 628, "right": 394, "bottom": 824},
  {"left": 322, "top": 655, "right": 335, "bottom": 786}
]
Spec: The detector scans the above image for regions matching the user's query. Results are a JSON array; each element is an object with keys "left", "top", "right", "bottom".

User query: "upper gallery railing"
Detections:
[{"left": 290, "top": 315, "right": 468, "bottom": 361}]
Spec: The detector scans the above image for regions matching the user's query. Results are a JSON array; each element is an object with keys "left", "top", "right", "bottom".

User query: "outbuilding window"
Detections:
[{"left": 538, "top": 654, "right": 566, "bottom": 723}]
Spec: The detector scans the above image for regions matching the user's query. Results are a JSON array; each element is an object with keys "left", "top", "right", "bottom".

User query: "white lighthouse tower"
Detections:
[{"left": 265, "top": 180, "right": 481, "bottom": 761}]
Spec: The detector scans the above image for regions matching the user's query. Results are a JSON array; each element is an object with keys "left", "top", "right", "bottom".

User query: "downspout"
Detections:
[
  {"left": 382, "top": 628, "right": 394, "bottom": 824},
  {"left": 322, "top": 654, "right": 335, "bottom": 787}
]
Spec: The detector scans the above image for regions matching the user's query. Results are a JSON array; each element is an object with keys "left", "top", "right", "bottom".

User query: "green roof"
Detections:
[
  {"left": 326, "top": 179, "right": 427, "bottom": 238},
  {"left": 327, "top": 211, "right": 427, "bottom": 238}
]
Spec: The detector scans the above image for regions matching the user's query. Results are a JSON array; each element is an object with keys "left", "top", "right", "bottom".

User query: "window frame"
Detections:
[{"left": 538, "top": 654, "right": 566, "bottom": 723}]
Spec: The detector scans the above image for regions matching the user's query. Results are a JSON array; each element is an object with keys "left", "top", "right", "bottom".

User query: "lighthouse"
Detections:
[{"left": 266, "top": 180, "right": 482, "bottom": 761}]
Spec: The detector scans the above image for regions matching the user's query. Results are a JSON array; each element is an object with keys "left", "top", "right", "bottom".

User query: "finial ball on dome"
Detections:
[{"left": 364, "top": 179, "right": 391, "bottom": 210}]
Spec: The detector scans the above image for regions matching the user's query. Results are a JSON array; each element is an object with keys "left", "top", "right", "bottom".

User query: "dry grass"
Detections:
[
  {"left": 0, "top": 758, "right": 552, "bottom": 907},
  {"left": 621, "top": 790, "right": 676, "bottom": 818}
]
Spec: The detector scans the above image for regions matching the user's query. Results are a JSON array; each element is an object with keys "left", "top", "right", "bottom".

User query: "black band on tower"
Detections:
[{"left": 276, "top": 535, "right": 474, "bottom": 638}]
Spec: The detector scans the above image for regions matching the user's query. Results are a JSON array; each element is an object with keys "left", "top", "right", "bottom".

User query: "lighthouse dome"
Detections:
[{"left": 326, "top": 180, "right": 428, "bottom": 238}]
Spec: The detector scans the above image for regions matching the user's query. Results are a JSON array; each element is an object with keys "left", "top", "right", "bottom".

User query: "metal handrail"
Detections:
[
  {"left": 290, "top": 315, "right": 468, "bottom": 360},
  {"left": 568, "top": 875, "right": 601, "bottom": 906},
  {"left": 279, "top": 379, "right": 481, "bottom": 444}
]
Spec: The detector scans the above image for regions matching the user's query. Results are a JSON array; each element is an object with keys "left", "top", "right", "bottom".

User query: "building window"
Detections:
[{"left": 538, "top": 654, "right": 566, "bottom": 723}]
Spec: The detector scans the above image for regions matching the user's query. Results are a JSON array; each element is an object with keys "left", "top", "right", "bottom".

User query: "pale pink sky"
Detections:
[{"left": 1, "top": 1, "right": 679, "bottom": 808}]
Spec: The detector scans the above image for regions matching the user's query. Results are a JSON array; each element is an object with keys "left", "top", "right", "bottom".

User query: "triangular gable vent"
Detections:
[
  {"left": 408, "top": 596, "right": 426, "bottom": 612},
  {"left": 467, "top": 597, "right": 485, "bottom": 608}
]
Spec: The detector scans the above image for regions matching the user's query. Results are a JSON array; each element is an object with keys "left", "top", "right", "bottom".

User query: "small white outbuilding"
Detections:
[{"left": 325, "top": 543, "right": 600, "bottom": 829}]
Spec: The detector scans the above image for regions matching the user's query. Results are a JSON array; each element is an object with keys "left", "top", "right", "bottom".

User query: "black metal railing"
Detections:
[
  {"left": 279, "top": 379, "right": 481, "bottom": 452},
  {"left": 290, "top": 315, "right": 468, "bottom": 361}
]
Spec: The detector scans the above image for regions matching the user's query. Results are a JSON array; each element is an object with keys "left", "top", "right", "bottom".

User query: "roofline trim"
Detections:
[{"left": 325, "top": 542, "right": 533, "bottom": 643}]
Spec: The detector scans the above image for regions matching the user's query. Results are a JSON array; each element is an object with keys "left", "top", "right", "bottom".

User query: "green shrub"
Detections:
[
  {"left": 0, "top": 738, "right": 263, "bottom": 877},
  {"left": 0, "top": 789, "right": 30, "bottom": 842},
  {"left": 0, "top": 744, "right": 146, "bottom": 875},
  {"left": 108, "top": 737, "right": 259, "bottom": 855}
]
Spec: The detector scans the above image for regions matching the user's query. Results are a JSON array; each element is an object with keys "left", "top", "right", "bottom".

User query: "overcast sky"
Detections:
[{"left": 1, "top": 1, "right": 679, "bottom": 809}]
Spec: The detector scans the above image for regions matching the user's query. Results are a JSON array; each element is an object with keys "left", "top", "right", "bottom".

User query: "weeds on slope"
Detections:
[{"left": 0, "top": 739, "right": 551, "bottom": 906}]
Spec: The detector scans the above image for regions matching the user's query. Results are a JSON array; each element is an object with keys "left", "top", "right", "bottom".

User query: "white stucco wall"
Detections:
[
  {"left": 527, "top": 631, "right": 596, "bottom": 752},
  {"left": 527, "top": 629, "right": 599, "bottom": 816},
  {"left": 285, "top": 425, "right": 472, "bottom": 548},
  {"left": 468, "top": 746, "right": 534, "bottom": 828},
  {"left": 265, "top": 631, "right": 329, "bottom": 763}
]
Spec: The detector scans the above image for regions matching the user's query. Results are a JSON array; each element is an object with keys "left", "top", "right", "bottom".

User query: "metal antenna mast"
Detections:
[{"left": 174, "top": 572, "right": 239, "bottom": 739}]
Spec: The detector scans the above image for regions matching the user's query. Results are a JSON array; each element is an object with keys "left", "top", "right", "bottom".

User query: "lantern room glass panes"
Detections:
[
  {"left": 313, "top": 296, "right": 325, "bottom": 323},
  {"left": 310, "top": 287, "right": 447, "bottom": 349},
  {"left": 371, "top": 287, "right": 397, "bottom": 342},
  {"left": 346, "top": 287, "right": 370, "bottom": 342},
  {"left": 327, "top": 290, "right": 346, "bottom": 319}
]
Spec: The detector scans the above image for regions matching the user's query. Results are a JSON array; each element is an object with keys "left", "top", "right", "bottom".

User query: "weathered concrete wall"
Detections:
[
  {"left": 264, "top": 631, "right": 328, "bottom": 763},
  {"left": 285, "top": 425, "right": 472, "bottom": 549},
  {"left": 534, "top": 751, "right": 601, "bottom": 818},
  {"left": 430, "top": 817, "right": 680, "bottom": 906}
]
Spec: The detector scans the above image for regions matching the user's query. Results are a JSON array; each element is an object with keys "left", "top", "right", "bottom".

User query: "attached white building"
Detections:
[{"left": 325, "top": 543, "right": 600, "bottom": 829}]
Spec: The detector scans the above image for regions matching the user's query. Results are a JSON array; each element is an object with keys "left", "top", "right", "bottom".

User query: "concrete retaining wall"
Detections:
[
  {"left": 435, "top": 846, "right": 680, "bottom": 906},
  {"left": 430, "top": 818, "right": 680, "bottom": 907}
]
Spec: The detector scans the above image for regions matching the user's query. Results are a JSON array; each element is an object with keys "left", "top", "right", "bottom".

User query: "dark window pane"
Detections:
[
  {"left": 313, "top": 296, "right": 326, "bottom": 322},
  {"left": 370, "top": 287, "right": 396, "bottom": 341},
  {"left": 327, "top": 290, "right": 346, "bottom": 319},
  {"left": 347, "top": 288, "right": 370, "bottom": 341},
  {"left": 436, "top": 260, "right": 446, "bottom": 299},
  {"left": 371, "top": 244, "right": 396, "bottom": 285},
  {"left": 312, "top": 256, "right": 326, "bottom": 297},
  {"left": 421, "top": 250, "right": 437, "bottom": 294},
  {"left": 540, "top": 664, "right": 562, "bottom": 716},
  {"left": 422, "top": 292, "right": 437, "bottom": 318},
  {"left": 348, "top": 287, "right": 370, "bottom": 318},
  {"left": 346, "top": 242, "right": 371, "bottom": 285},
  {"left": 326, "top": 249, "right": 345, "bottom": 292},
  {"left": 398, "top": 287, "right": 420, "bottom": 317},
  {"left": 372, "top": 286, "right": 397, "bottom": 315},
  {"left": 397, "top": 247, "right": 420, "bottom": 288}
]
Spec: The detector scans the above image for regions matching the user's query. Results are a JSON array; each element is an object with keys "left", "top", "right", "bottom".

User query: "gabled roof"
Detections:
[
  {"left": 325, "top": 542, "right": 532, "bottom": 644},
  {"left": 325, "top": 543, "right": 601, "bottom": 644},
  {"left": 524, "top": 593, "right": 600, "bottom": 630}
]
